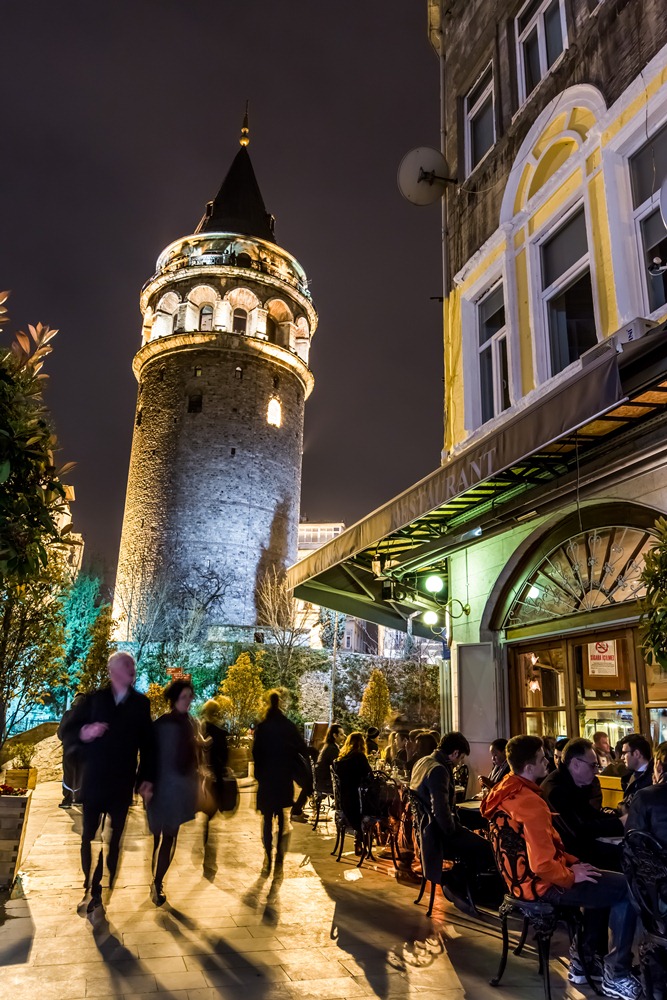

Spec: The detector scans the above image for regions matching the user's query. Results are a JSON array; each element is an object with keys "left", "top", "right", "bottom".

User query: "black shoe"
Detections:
[
  {"left": 59, "top": 800, "right": 72, "bottom": 809},
  {"left": 86, "top": 894, "right": 103, "bottom": 917},
  {"left": 441, "top": 883, "right": 477, "bottom": 918},
  {"left": 151, "top": 881, "right": 166, "bottom": 907}
]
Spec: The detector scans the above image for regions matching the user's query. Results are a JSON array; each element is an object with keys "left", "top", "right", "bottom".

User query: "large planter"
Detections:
[
  {"left": 5, "top": 767, "right": 37, "bottom": 790},
  {"left": 228, "top": 747, "right": 249, "bottom": 778},
  {"left": 0, "top": 790, "right": 32, "bottom": 889}
]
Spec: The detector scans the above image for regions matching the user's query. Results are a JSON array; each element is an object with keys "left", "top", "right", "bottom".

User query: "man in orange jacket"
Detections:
[{"left": 481, "top": 735, "right": 639, "bottom": 1000}]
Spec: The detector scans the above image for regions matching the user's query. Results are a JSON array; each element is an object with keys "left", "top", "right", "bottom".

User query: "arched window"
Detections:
[
  {"left": 233, "top": 308, "right": 248, "bottom": 334},
  {"left": 266, "top": 317, "right": 277, "bottom": 343},
  {"left": 234, "top": 366, "right": 243, "bottom": 380},
  {"left": 237, "top": 252, "right": 252, "bottom": 269},
  {"left": 172, "top": 312, "right": 179, "bottom": 333},
  {"left": 199, "top": 304, "right": 214, "bottom": 331},
  {"left": 267, "top": 397, "right": 282, "bottom": 427}
]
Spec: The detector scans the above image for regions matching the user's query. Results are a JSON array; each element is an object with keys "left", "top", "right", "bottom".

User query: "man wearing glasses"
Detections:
[
  {"left": 619, "top": 733, "right": 653, "bottom": 811},
  {"left": 540, "top": 737, "right": 624, "bottom": 871}
]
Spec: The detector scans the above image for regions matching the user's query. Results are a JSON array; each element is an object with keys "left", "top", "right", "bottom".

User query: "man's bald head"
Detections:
[{"left": 108, "top": 652, "right": 136, "bottom": 694}]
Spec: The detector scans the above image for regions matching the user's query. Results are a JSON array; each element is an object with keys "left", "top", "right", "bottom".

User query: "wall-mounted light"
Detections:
[
  {"left": 425, "top": 574, "right": 445, "bottom": 594},
  {"left": 423, "top": 610, "right": 439, "bottom": 626}
]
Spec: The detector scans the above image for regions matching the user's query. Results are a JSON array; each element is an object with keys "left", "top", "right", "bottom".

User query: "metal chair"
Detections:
[
  {"left": 407, "top": 789, "right": 478, "bottom": 917},
  {"left": 310, "top": 757, "right": 333, "bottom": 831},
  {"left": 330, "top": 766, "right": 359, "bottom": 861},
  {"left": 357, "top": 771, "right": 400, "bottom": 869},
  {"left": 487, "top": 810, "right": 600, "bottom": 1000},
  {"left": 622, "top": 829, "right": 667, "bottom": 999}
]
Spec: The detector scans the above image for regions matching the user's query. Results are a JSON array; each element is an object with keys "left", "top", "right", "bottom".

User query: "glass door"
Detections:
[
  {"left": 568, "top": 629, "right": 639, "bottom": 747},
  {"left": 510, "top": 641, "right": 568, "bottom": 738}
]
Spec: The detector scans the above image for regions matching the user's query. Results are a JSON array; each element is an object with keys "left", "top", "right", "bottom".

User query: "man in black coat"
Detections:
[
  {"left": 540, "top": 737, "right": 624, "bottom": 871},
  {"left": 410, "top": 731, "right": 494, "bottom": 914},
  {"left": 61, "top": 652, "right": 155, "bottom": 915},
  {"left": 620, "top": 733, "right": 653, "bottom": 811}
]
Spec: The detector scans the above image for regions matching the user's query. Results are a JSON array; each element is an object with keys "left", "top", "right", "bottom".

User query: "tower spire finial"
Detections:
[{"left": 240, "top": 101, "right": 250, "bottom": 147}]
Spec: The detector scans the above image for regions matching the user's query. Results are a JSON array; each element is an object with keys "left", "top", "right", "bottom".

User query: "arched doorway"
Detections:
[{"left": 487, "top": 504, "right": 667, "bottom": 746}]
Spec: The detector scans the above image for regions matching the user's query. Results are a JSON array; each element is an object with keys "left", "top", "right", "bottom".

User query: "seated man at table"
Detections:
[
  {"left": 620, "top": 733, "right": 653, "bottom": 810},
  {"left": 625, "top": 739, "right": 667, "bottom": 845},
  {"left": 410, "top": 731, "right": 494, "bottom": 914},
  {"left": 482, "top": 735, "right": 640, "bottom": 999},
  {"left": 540, "top": 737, "right": 624, "bottom": 871}
]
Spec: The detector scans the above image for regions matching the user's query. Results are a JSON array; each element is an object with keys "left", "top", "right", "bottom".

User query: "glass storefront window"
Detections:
[
  {"left": 646, "top": 657, "right": 667, "bottom": 703},
  {"left": 574, "top": 634, "right": 632, "bottom": 719},
  {"left": 649, "top": 708, "right": 667, "bottom": 746},
  {"left": 516, "top": 646, "right": 566, "bottom": 737},
  {"left": 578, "top": 707, "right": 635, "bottom": 749}
]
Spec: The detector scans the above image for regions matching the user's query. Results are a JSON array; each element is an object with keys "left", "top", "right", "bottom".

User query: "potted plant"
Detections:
[
  {"left": 5, "top": 741, "right": 38, "bottom": 790},
  {"left": 0, "top": 783, "right": 32, "bottom": 889}
]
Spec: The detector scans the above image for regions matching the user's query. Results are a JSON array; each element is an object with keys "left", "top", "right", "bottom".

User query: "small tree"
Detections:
[
  {"left": 640, "top": 516, "right": 667, "bottom": 669},
  {"left": 256, "top": 566, "right": 311, "bottom": 685},
  {"left": 77, "top": 603, "right": 115, "bottom": 693},
  {"left": 219, "top": 650, "right": 264, "bottom": 743},
  {"left": 359, "top": 668, "right": 391, "bottom": 732},
  {"left": 146, "top": 682, "right": 166, "bottom": 720},
  {"left": 0, "top": 562, "right": 66, "bottom": 747}
]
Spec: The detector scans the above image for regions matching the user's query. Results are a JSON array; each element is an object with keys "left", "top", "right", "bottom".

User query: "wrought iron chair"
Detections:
[
  {"left": 310, "top": 757, "right": 334, "bottom": 831},
  {"left": 407, "top": 789, "right": 478, "bottom": 918},
  {"left": 622, "top": 829, "right": 667, "bottom": 999},
  {"left": 357, "top": 771, "right": 401, "bottom": 869},
  {"left": 330, "top": 766, "right": 360, "bottom": 861},
  {"left": 487, "top": 810, "right": 600, "bottom": 1000}
]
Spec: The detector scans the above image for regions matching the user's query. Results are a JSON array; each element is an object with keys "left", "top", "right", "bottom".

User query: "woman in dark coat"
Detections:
[
  {"left": 315, "top": 724, "right": 345, "bottom": 794},
  {"left": 252, "top": 690, "right": 308, "bottom": 874},
  {"left": 332, "top": 731, "right": 372, "bottom": 836},
  {"left": 148, "top": 678, "right": 200, "bottom": 905}
]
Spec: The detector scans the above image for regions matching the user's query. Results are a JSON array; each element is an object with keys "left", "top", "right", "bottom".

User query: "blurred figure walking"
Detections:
[
  {"left": 199, "top": 699, "right": 229, "bottom": 879},
  {"left": 61, "top": 652, "right": 154, "bottom": 917},
  {"left": 148, "top": 678, "right": 200, "bottom": 905},
  {"left": 253, "top": 690, "right": 308, "bottom": 875}
]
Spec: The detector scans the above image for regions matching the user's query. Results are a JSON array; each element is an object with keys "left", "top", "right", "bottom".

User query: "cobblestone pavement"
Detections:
[{"left": 0, "top": 782, "right": 581, "bottom": 1000}]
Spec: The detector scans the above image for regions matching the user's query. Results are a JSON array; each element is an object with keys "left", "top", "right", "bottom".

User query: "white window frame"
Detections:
[
  {"left": 536, "top": 202, "right": 596, "bottom": 379},
  {"left": 464, "top": 63, "right": 495, "bottom": 177},
  {"left": 476, "top": 282, "right": 510, "bottom": 425},
  {"left": 628, "top": 124, "right": 667, "bottom": 320},
  {"left": 515, "top": 0, "right": 568, "bottom": 107}
]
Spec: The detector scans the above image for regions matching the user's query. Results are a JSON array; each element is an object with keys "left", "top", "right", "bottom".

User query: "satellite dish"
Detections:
[
  {"left": 660, "top": 175, "right": 667, "bottom": 230},
  {"left": 397, "top": 147, "right": 455, "bottom": 206}
]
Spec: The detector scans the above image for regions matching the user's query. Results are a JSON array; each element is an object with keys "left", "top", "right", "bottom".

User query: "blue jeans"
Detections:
[{"left": 543, "top": 870, "right": 636, "bottom": 977}]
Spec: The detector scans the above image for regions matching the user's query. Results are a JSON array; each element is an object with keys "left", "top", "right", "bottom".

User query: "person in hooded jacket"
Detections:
[{"left": 482, "top": 735, "right": 640, "bottom": 1000}]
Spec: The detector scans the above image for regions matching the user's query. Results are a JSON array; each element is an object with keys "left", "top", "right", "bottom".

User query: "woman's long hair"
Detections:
[{"left": 338, "top": 731, "right": 367, "bottom": 759}]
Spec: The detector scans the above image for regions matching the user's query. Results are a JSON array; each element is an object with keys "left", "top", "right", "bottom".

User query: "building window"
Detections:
[
  {"left": 267, "top": 397, "right": 281, "bottom": 427},
  {"left": 266, "top": 317, "right": 277, "bottom": 343},
  {"left": 464, "top": 64, "right": 495, "bottom": 175},
  {"left": 273, "top": 375, "right": 280, "bottom": 390},
  {"left": 231, "top": 447, "right": 236, "bottom": 456},
  {"left": 477, "top": 283, "right": 510, "bottom": 424},
  {"left": 345, "top": 635, "right": 351, "bottom": 649},
  {"left": 237, "top": 252, "right": 252, "bottom": 268},
  {"left": 136, "top": 409, "right": 142, "bottom": 427},
  {"left": 540, "top": 207, "right": 597, "bottom": 377},
  {"left": 187, "top": 392, "right": 202, "bottom": 413},
  {"left": 629, "top": 121, "right": 667, "bottom": 314},
  {"left": 516, "top": 0, "right": 567, "bottom": 104},
  {"left": 234, "top": 366, "right": 243, "bottom": 380},
  {"left": 172, "top": 313, "right": 179, "bottom": 333},
  {"left": 199, "top": 304, "right": 214, "bottom": 331},
  {"left": 194, "top": 366, "right": 202, "bottom": 378},
  {"left": 233, "top": 308, "right": 248, "bottom": 334}
]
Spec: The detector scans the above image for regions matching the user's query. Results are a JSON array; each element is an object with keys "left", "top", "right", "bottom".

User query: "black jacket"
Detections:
[
  {"left": 333, "top": 752, "right": 372, "bottom": 830},
  {"left": 625, "top": 780, "right": 667, "bottom": 847},
  {"left": 539, "top": 764, "right": 623, "bottom": 860},
  {"left": 60, "top": 686, "right": 155, "bottom": 808},
  {"left": 253, "top": 708, "right": 308, "bottom": 814},
  {"left": 621, "top": 765, "right": 653, "bottom": 810},
  {"left": 315, "top": 742, "right": 339, "bottom": 793},
  {"left": 409, "top": 750, "right": 459, "bottom": 838}
]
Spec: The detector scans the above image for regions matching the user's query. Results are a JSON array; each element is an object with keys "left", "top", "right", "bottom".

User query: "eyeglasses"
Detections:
[{"left": 577, "top": 758, "right": 601, "bottom": 770}]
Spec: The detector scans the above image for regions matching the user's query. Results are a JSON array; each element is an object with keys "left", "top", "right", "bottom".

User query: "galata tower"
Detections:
[{"left": 113, "top": 117, "right": 317, "bottom": 642}]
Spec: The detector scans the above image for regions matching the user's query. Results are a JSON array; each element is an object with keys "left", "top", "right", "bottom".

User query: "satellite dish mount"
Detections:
[{"left": 397, "top": 147, "right": 458, "bottom": 206}]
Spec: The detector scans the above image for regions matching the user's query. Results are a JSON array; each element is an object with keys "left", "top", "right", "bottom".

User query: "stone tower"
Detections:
[{"left": 114, "top": 120, "right": 317, "bottom": 642}]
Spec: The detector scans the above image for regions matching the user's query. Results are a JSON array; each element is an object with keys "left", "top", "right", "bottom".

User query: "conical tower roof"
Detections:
[{"left": 195, "top": 145, "right": 276, "bottom": 244}]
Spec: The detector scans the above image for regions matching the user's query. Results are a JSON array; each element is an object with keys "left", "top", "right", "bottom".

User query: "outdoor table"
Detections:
[
  {"left": 458, "top": 798, "right": 487, "bottom": 832},
  {"left": 598, "top": 775, "right": 624, "bottom": 809}
]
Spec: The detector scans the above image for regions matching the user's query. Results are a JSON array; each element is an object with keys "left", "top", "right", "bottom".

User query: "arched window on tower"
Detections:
[
  {"left": 237, "top": 252, "right": 252, "bottom": 269},
  {"left": 172, "top": 312, "right": 179, "bottom": 333},
  {"left": 199, "top": 304, "right": 214, "bottom": 331},
  {"left": 266, "top": 317, "right": 277, "bottom": 343},
  {"left": 267, "top": 397, "right": 282, "bottom": 428},
  {"left": 233, "top": 308, "right": 248, "bottom": 334}
]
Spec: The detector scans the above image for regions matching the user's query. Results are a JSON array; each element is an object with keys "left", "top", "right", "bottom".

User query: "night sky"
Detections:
[{"left": 1, "top": 2, "right": 442, "bottom": 575}]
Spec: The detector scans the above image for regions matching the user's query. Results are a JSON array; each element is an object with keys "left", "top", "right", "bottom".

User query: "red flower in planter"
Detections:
[{"left": 0, "top": 783, "right": 28, "bottom": 795}]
